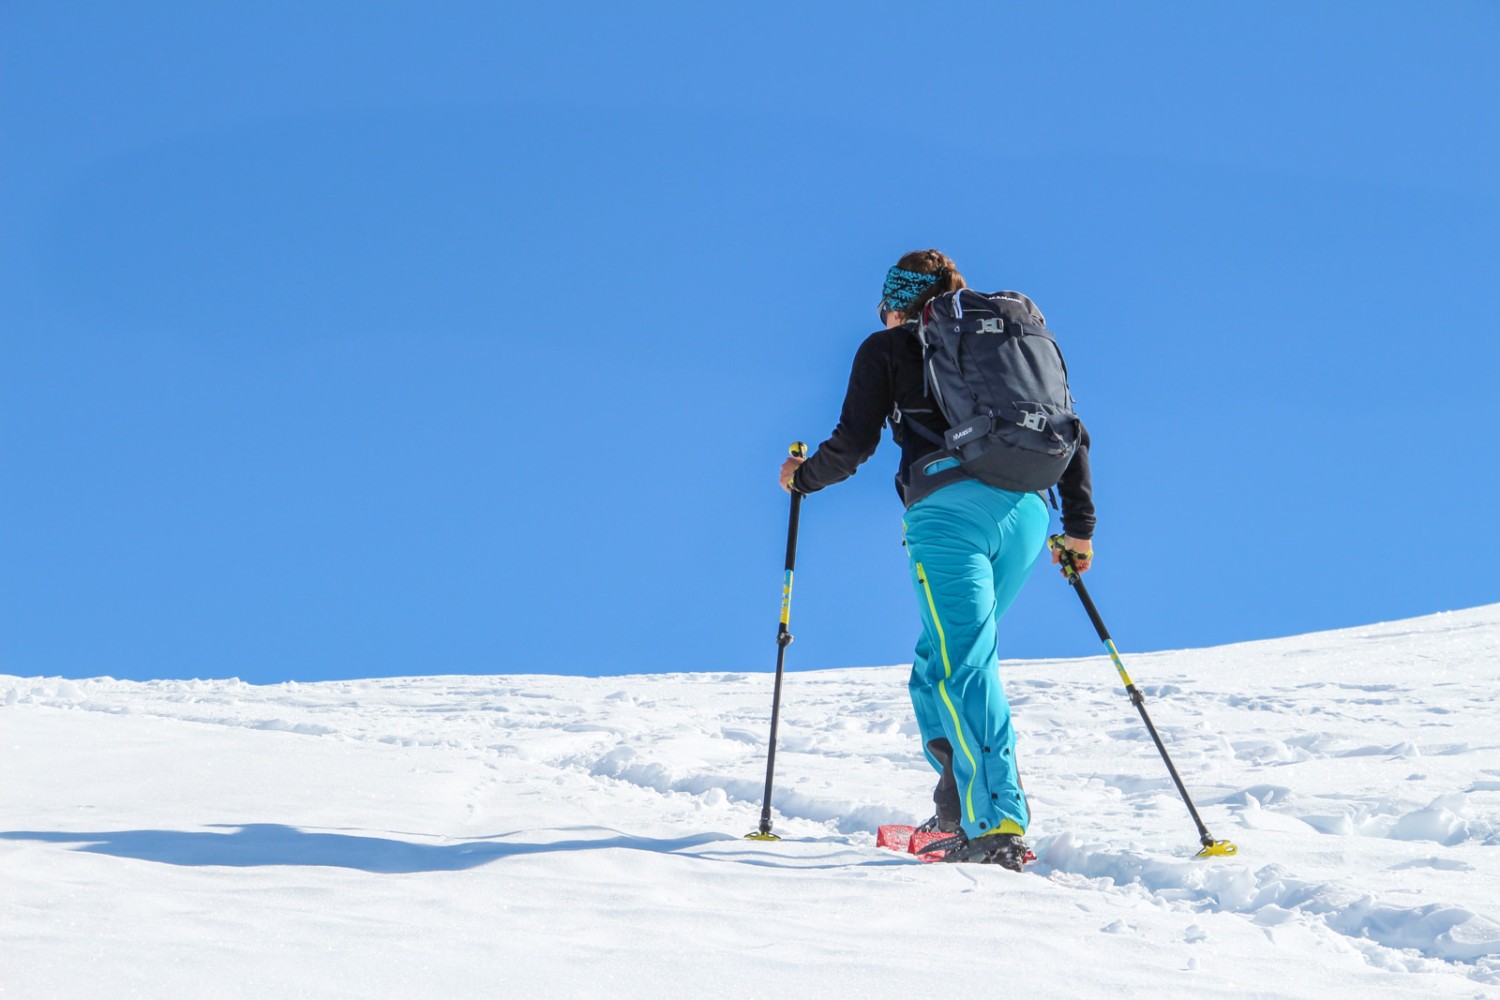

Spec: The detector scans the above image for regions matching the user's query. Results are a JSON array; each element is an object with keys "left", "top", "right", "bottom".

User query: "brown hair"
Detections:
[{"left": 894, "top": 249, "right": 967, "bottom": 318}]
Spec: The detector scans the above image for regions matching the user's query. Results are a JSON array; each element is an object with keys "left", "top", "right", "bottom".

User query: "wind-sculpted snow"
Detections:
[
  {"left": 1034, "top": 832, "right": 1500, "bottom": 971},
  {"left": 3, "top": 605, "right": 1500, "bottom": 997}
]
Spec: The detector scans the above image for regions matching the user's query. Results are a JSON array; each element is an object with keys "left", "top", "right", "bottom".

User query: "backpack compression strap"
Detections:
[{"left": 952, "top": 317, "right": 1055, "bottom": 343}]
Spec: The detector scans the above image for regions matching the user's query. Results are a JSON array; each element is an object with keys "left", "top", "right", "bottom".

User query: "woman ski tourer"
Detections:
[{"left": 778, "top": 249, "right": 1096, "bottom": 869}]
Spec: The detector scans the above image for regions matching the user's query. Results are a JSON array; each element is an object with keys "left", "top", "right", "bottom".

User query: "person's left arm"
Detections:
[{"left": 1049, "top": 422, "right": 1096, "bottom": 572}]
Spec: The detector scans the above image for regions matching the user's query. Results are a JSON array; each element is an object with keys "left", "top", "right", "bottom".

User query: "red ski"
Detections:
[
  {"left": 874, "top": 824, "right": 958, "bottom": 862},
  {"left": 876, "top": 824, "right": 1038, "bottom": 866}
]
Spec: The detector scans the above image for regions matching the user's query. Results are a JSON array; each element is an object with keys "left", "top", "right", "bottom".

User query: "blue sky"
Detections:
[{"left": 3, "top": 3, "right": 1497, "bottom": 684}]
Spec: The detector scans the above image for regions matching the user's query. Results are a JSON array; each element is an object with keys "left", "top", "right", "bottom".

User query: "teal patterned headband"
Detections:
[{"left": 881, "top": 266, "right": 940, "bottom": 315}]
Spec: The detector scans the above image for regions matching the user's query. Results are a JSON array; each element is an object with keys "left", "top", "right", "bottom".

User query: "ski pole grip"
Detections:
[
  {"left": 784, "top": 442, "right": 809, "bottom": 498},
  {"left": 1048, "top": 534, "right": 1078, "bottom": 577}
]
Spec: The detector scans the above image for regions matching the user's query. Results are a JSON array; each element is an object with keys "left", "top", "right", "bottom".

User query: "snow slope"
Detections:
[{"left": 4, "top": 606, "right": 1499, "bottom": 998}]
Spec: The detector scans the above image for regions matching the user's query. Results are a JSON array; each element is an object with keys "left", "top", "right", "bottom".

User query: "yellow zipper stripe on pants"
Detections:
[{"left": 915, "top": 562, "right": 979, "bottom": 826}]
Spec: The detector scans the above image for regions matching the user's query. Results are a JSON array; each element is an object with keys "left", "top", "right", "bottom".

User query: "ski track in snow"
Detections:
[{"left": 4, "top": 605, "right": 1500, "bottom": 996}]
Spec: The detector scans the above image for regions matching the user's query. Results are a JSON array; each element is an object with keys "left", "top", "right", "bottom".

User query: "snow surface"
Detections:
[{"left": 4, "top": 606, "right": 1500, "bottom": 998}]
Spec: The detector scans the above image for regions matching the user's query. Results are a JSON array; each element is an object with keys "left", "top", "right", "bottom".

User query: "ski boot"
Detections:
[
  {"left": 921, "top": 820, "right": 1033, "bottom": 871},
  {"left": 941, "top": 831, "right": 1030, "bottom": 871}
]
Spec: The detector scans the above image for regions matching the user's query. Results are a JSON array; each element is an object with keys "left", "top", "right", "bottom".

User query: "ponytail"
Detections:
[{"left": 894, "top": 249, "right": 966, "bottom": 318}]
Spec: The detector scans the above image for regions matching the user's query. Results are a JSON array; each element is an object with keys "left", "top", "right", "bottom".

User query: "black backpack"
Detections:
[{"left": 900, "top": 289, "right": 1081, "bottom": 495}]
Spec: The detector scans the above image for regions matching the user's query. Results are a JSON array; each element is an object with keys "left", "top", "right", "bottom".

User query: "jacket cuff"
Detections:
[
  {"left": 790, "top": 465, "right": 812, "bottom": 495},
  {"left": 1060, "top": 518, "right": 1094, "bottom": 541}
]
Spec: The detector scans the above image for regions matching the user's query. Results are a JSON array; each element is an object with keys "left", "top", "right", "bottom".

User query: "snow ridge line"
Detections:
[{"left": 587, "top": 745, "right": 906, "bottom": 834}]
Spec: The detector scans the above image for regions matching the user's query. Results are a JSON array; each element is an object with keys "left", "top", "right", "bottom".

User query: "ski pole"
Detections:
[
  {"left": 1048, "top": 536, "right": 1237, "bottom": 859},
  {"left": 747, "top": 441, "right": 807, "bottom": 841}
]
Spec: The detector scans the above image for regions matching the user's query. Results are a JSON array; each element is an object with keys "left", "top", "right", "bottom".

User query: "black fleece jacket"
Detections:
[{"left": 791, "top": 322, "right": 1096, "bottom": 540}]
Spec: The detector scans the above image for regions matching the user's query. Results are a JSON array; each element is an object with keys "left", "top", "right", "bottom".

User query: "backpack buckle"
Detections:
[
  {"left": 1019, "top": 411, "right": 1048, "bottom": 432},
  {"left": 975, "top": 318, "right": 1005, "bottom": 334}
]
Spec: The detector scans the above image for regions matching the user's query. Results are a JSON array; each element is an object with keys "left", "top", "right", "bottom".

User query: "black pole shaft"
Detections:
[
  {"left": 1064, "top": 567, "right": 1112, "bottom": 644},
  {"left": 1126, "top": 669, "right": 1213, "bottom": 844},
  {"left": 754, "top": 447, "right": 805, "bottom": 838},
  {"left": 1065, "top": 566, "right": 1216, "bottom": 848}
]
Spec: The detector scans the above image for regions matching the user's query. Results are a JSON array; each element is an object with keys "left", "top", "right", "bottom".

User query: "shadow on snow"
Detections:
[{"left": 0, "top": 824, "right": 906, "bottom": 874}]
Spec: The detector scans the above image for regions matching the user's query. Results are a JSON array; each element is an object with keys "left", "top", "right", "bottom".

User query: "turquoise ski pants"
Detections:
[{"left": 903, "top": 478, "right": 1050, "bottom": 839}]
